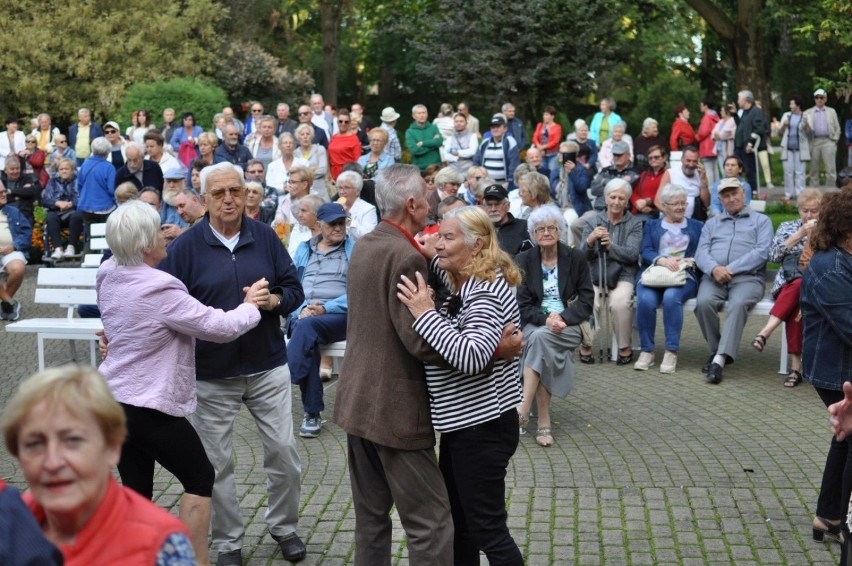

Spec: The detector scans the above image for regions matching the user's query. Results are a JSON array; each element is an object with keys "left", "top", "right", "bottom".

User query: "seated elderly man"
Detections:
[
  {"left": 288, "top": 202, "right": 353, "bottom": 438},
  {"left": 115, "top": 142, "right": 164, "bottom": 193},
  {"left": 172, "top": 188, "right": 206, "bottom": 228},
  {"left": 482, "top": 183, "right": 530, "bottom": 256},
  {"left": 0, "top": 181, "right": 30, "bottom": 321},
  {"left": 695, "top": 177, "right": 773, "bottom": 384}
]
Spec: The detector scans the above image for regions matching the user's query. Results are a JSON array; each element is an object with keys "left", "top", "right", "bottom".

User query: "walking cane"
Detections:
[
  {"left": 596, "top": 242, "right": 612, "bottom": 363},
  {"left": 751, "top": 133, "right": 762, "bottom": 195}
]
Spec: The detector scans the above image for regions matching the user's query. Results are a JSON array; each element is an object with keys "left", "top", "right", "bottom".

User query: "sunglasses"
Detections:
[
  {"left": 252, "top": 109, "right": 263, "bottom": 113},
  {"left": 338, "top": 120, "right": 350, "bottom": 124},
  {"left": 104, "top": 129, "right": 117, "bottom": 134},
  {"left": 298, "top": 111, "right": 310, "bottom": 116}
]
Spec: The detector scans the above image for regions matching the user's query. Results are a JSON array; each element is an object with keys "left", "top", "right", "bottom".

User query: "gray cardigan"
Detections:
[{"left": 580, "top": 211, "right": 643, "bottom": 283}]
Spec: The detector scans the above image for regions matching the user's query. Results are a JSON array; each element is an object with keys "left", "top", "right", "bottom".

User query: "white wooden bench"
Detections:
[
  {"left": 609, "top": 297, "right": 787, "bottom": 373},
  {"left": 5, "top": 268, "right": 102, "bottom": 371}
]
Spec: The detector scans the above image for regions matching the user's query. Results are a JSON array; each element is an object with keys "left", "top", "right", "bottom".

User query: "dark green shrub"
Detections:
[{"left": 118, "top": 78, "right": 229, "bottom": 131}]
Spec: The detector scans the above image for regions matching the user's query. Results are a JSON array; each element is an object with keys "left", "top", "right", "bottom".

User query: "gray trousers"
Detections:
[
  {"left": 694, "top": 275, "right": 765, "bottom": 359},
  {"left": 347, "top": 434, "right": 453, "bottom": 565},
  {"left": 193, "top": 365, "right": 301, "bottom": 552}
]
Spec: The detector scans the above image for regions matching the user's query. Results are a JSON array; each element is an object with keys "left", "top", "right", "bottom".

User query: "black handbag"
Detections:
[{"left": 591, "top": 259, "right": 622, "bottom": 289}]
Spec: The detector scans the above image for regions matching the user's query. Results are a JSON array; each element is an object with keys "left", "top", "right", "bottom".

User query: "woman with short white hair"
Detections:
[
  {"left": 96, "top": 200, "right": 268, "bottom": 564},
  {"left": 266, "top": 132, "right": 309, "bottom": 195},
  {"left": 295, "top": 123, "right": 329, "bottom": 200},
  {"left": 336, "top": 170, "right": 377, "bottom": 240},
  {"left": 515, "top": 205, "right": 594, "bottom": 446}
]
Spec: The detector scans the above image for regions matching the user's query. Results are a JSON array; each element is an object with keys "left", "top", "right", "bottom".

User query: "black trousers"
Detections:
[
  {"left": 118, "top": 403, "right": 214, "bottom": 499},
  {"left": 815, "top": 387, "right": 852, "bottom": 566},
  {"left": 735, "top": 146, "right": 758, "bottom": 192},
  {"left": 439, "top": 409, "right": 524, "bottom": 565}
]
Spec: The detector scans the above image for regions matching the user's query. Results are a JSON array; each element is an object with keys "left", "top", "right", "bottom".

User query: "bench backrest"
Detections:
[
  {"left": 89, "top": 223, "right": 108, "bottom": 251},
  {"left": 34, "top": 268, "right": 98, "bottom": 319}
]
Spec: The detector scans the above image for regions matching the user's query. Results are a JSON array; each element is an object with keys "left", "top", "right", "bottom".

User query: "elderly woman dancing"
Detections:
[
  {"left": 515, "top": 206, "right": 594, "bottom": 446},
  {"left": 96, "top": 200, "right": 268, "bottom": 564},
  {"left": 398, "top": 205, "right": 525, "bottom": 564}
]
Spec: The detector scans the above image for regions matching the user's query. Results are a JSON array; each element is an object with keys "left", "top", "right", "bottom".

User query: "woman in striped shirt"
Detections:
[{"left": 398, "top": 205, "right": 525, "bottom": 565}]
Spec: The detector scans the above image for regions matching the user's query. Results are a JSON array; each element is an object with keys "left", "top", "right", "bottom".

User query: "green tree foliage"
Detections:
[
  {"left": 119, "top": 78, "right": 229, "bottom": 131},
  {"left": 0, "top": 0, "right": 221, "bottom": 122},
  {"left": 630, "top": 73, "right": 705, "bottom": 138},
  {"left": 411, "top": 0, "right": 627, "bottom": 118},
  {"left": 213, "top": 41, "right": 315, "bottom": 109}
]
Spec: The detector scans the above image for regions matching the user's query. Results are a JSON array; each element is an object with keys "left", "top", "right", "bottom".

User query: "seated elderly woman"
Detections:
[
  {"left": 42, "top": 158, "right": 84, "bottom": 260},
  {"left": 273, "top": 164, "right": 314, "bottom": 229},
  {"left": 397, "top": 205, "right": 525, "bottom": 564},
  {"left": 580, "top": 178, "right": 643, "bottom": 365},
  {"left": 752, "top": 187, "right": 822, "bottom": 387},
  {"left": 244, "top": 181, "right": 275, "bottom": 224},
  {"left": 517, "top": 171, "right": 552, "bottom": 220},
  {"left": 357, "top": 127, "right": 394, "bottom": 179},
  {"left": 515, "top": 206, "right": 594, "bottom": 447},
  {"left": 1, "top": 365, "right": 197, "bottom": 564},
  {"left": 634, "top": 184, "right": 704, "bottom": 373},
  {"left": 288, "top": 202, "right": 353, "bottom": 439},
  {"left": 597, "top": 122, "right": 634, "bottom": 170},
  {"left": 428, "top": 166, "right": 464, "bottom": 223},
  {"left": 336, "top": 170, "right": 377, "bottom": 240},
  {"left": 96, "top": 200, "right": 266, "bottom": 563},
  {"left": 287, "top": 193, "right": 323, "bottom": 257}
]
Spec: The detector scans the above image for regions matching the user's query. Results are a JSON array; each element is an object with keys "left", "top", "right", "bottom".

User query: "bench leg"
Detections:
[
  {"left": 37, "top": 336, "right": 46, "bottom": 373},
  {"left": 779, "top": 322, "right": 789, "bottom": 375},
  {"left": 70, "top": 340, "right": 78, "bottom": 363},
  {"left": 89, "top": 339, "right": 97, "bottom": 367}
]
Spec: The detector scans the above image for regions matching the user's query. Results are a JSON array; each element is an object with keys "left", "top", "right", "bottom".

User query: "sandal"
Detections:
[
  {"left": 536, "top": 427, "right": 553, "bottom": 447},
  {"left": 813, "top": 515, "right": 845, "bottom": 544},
  {"left": 579, "top": 350, "right": 595, "bottom": 364},
  {"left": 752, "top": 334, "right": 767, "bottom": 352},
  {"left": 784, "top": 369, "right": 803, "bottom": 388},
  {"left": 616, "top": 352, "right": 634, "bottom": 366}
]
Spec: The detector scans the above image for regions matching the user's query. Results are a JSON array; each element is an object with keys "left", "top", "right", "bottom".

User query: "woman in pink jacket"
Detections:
[{"left": 96, "top": 200, "right": 268, "bottom": 565}]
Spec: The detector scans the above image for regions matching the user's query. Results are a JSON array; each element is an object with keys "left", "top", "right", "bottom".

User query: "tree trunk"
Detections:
[
  {"left": 684, "top": 0, "right": 770, "bottom": 105},
  {"left": 320, "top": 0, "right": 341, "bottom": 107}
]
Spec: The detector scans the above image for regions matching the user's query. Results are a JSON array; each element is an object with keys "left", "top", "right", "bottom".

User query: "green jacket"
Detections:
[{"left": 405, "top": 121, "right": 443, "bottom": 171}]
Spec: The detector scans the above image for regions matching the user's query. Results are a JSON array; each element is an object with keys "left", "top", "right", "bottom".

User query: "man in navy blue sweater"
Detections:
[{"left": 158, "top": 162, "right": 307, "bottom": 564}]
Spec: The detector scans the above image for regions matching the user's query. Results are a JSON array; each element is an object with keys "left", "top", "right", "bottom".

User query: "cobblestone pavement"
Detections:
[{"left": 1, "top": 265, "right": 842, "bottom": 565}]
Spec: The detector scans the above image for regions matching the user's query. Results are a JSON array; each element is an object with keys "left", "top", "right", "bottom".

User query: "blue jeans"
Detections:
[
  {"left": 635, "top": 277, "right": 698, "bottom": 352},
  {"left": 286, "top": 313, "right": 347, "bottom": 414}
]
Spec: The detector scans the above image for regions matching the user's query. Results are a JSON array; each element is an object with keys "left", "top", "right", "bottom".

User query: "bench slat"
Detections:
[
  {"left": 34, "top": 288, "right": 98, "bottom": 306},
  {"left": 6, "top": 318, "right": 103, "bottom": 334},
  {"left": 37, "top": 268, "right": 99, "bottom": 286},
  {"left": 89, "top": 223, "right": 107, "bottom": 237}
]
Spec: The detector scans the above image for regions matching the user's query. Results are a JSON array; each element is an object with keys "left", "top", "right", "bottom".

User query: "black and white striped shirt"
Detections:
[{"left": 412, "top": 271, "right": 522, "bottom": 433}]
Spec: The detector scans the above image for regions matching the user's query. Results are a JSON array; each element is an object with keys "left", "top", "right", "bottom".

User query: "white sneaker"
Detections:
[
  {"left": 634, "top": 352, "right": 655, "bottom": 371},
  {"left": 51, "top": 247, "right": 65, "bottom": 260},
  {"left": 660, "top": 352, "right": 678, "bottom": 374},
  {"left": 64, "top": 245, "right": 76, "bottom": 257}
]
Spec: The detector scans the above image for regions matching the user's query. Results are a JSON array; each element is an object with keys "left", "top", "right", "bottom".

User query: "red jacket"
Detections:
[
  {"left": 669, "top": 119, "right": 696, "bottom": 151},
  {"left": 631, "top": 167, "right": 668, "bottom": 215},
  {"left": 328, "top": 134, "right": 363, "bottom": 180},
  {"left": 532, "top": 122, "right": 562, "bottom": 155},
  {"left": 696, "top": 111, "right": 720, "bottom": 158},
  {"left": 25, "top": 477, "right": 188, "bottom": 566}
]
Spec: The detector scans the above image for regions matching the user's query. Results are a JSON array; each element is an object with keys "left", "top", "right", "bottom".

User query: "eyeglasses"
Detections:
[
  {"left": 247, "top": 169, "right": 264, "bottom": 175},
  {"left": 534, "top": 225, "right": 559, "bottom": 235},
  {"left": 424, "top": 177, "right": 435, "bottom": 183},
  {"left": 104, "top": 129, "right": 117, "bottom": 134},
  {"left": 26, "top": 140, "right": 36, "bottom": 144},
  {"left": 665, "top": 201, "right": 687, "bottom": 208},
  {"left": 298, "top": 111, "right": 310, "bottom": 116},
  {"left": 288, "top": 179, "right": 307, "bottom": 184},
  {"left": 815, "top": 95, "right": 826, "bottom": 99},
  {"left": 338, "top": 120, "right": 350, "bottom": 124},
  {"left": 326, "top": 219, "right": 348, "bottom": 229},
  {"left": 252, "top": 108, "right": 263, "bottom": 113},
  {"left": 648, "top": 155, "right": 663, "bottom": 160},
  {"left": 207, "top": 187, "right": 244, "bottom": 199}
]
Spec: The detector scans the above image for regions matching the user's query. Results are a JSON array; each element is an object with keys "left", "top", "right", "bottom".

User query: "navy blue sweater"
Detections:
[{"left": 158, "top": 216, "right": 304, "bottom": 380}]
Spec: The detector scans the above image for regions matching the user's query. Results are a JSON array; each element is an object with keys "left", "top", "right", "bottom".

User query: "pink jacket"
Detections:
[{"left": 97, "top": 259, "right": 261, "bottom": 416}]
